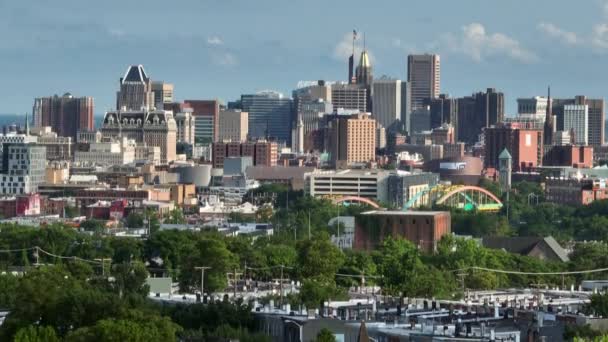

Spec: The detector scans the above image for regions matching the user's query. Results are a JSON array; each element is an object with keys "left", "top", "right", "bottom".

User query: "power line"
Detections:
[{"left": 452, "top": 266, "right": 608, "bottom": 276}]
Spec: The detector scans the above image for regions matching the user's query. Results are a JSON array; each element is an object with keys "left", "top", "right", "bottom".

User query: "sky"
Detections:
[{"left": 2, "top": 0, "right": 608, "bottom": 115}]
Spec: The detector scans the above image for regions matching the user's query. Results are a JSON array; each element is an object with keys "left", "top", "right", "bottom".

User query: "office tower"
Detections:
[
  {"left": 183, "top": 99, "right": 220, "bottom": 143},
  {"left": 0, "top": 143, "right": 46, "bottom": 194},
  {"left": 400, "top": 81, "right": 412, "bottom": 133},
  {"left": 116, "top": 65, "right": 154, "bottom": 111},
  {"left": 101, "top": 109, "right": 177, "bottom": 164},
  {"left": 484, "top": 123, "right": 543, "bottom": 171},
  {"left": 32, "top": 94, "right": 94, "bottom": 139},
  {"left": 376, "top": 125, "right": 386, "bottom": 149},
  {"left": 517, "top": 96, "right": 548, "bottom": 118},
  {"left": 297, "top": 100, "right": 332, "bottom": 152},
  {"left": 457, "top": 88, "right": 504, "bottom": 144},
  {"left": 151, "top": 81, "right": 174, "bottom": 109},
  {"left": 241, "top": 92, "right": 293, "bottom": 144},
  {"left": 174, "top": 109, "right": 196, "bottom": 144},
  {"left": 218, "top": 109, "right": 249, "bottom": 142},
  {"left": 553, "top": 96, "right": 604, "bottom": 147},
  {"left": 293, "top": 80, "right": 332, "bottom": 115},
  {"left": 355, "top": 49, "right": 373, "bottom": 87},
  {"left": 372, "top": 79, "right": 401, "bottom": 130},
  {"left": 407, "top": 54, "right": 440, "bottom": 111},
  {"left": 294, "top": 117, "right": 304, "bottom": 153},
  {"left": 325, "top": 113, "right": 376, "bottom": 168},
  {"left": 428, "top": 94, "right": 458, "bottom": 135},
  {"left": 563, "top": 104, "right": 588, "bottom": 145},
  {"left": 410, "top": 108, "right": 431, "bottom": 133},
  {"left": 331, "top": 83, "right": 367, "bottom": 113},
  {"left": 543, "top": 87, "right": 555, "bottom": 146}
]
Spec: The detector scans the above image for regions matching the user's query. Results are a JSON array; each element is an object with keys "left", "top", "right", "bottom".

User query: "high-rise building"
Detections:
[
  {"left": 457, "top": 88, "right": 504, "bottom": 144},
  {"left": 331, "top": 83, "right": 367, "bottom": 113},
  {"left": 0, "top": 143, "right": 46, "bottom": 195},
  {"left": 410, "top": 108, "right": 431, "bottom": 133},
  {"left": 543, "top": 87, "right": 555, "bottom": 146},
  {"left": 325, "top": 113, "right": 376, "bottom": 168},
  {"left": 218, "top": 109, "right": 249, "bottom": 142},
  {"left": 151, "top": 81, "right": 174, "bottom": 110},
  {"left": 183, "top": 99, "right": 220, "bottom": 143},
  {"left": 298, "top": 100, "right": 333, "bottom": 152},
  {"left": 407, "top": 54, "right": 440, "bottom": 111},
  {"left": 427, "top": 94, "right": 458, "bottom": 135},
  {"left": 553, "top": 96, "right": 604, "bottom": 147},
  {"left": 101, "top": 110, "right": 177, "bottom": 164},
  {"left": 355, "top": 49, "right": 373, "bottom": 87},
  {"left": 174, "top": 109, "right": 196, "bottom": 144},
  {"left": 32, "top": 94, "right": 94, "bottom": 139},
  {"left": 241, "top": 92, "right": 293, "bottom": 144},
  {"left": 116, "top": 65, "right": 154, "bottom": 111},
  {"left": 400, "top": 81, "right": 412, "bottom": 133},
  {"left": 484, "top": 123, "right": 543, "bottom": 172},
  {"left": 372, "top": 79, "right": 401, "bottom": 130},
  {"left": 562, "top": 104, "right": 588, "bottom": 145}
]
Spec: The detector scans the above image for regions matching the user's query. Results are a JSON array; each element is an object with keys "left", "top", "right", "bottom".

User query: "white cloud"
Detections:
[
  {"left": 443, "top": 23, "right": 538, "bottom": 63},
  {"left": 592, "top": 23, "right": 608, "bottom": 49},
  {"left": 206, "top": 36, "right": 223, "bottom": 46},
  {"left": 332, "top": 32, "right": 374, "bottom": 63},
  {"left": 107, "top": 28, "right": 125, "bottom": 37},
  {"left": 537, "top": 22, "right": 580, "bottom": 45},
  {"left": 211, "top": 52, "right": 238, "bottom": 67}
]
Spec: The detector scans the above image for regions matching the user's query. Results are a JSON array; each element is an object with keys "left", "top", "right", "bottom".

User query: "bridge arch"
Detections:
[{"left": 332, "top": 196, "right": 380, "bottom": 208}]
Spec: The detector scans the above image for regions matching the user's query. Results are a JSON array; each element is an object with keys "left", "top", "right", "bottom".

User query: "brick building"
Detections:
[
  {"left": 212, "top": 140, "right": 277, "bottom": 169},
  {"left": 354, "top": 211, "right": 451, "bottom": 253},
  {"left": 545, "top": 177, "right": 608, "bottom": 206},
  {"left": 484, "top": 123, "right": 543, "bottom": 172},
  {"left": 543, "top": 145, "right": 593, "bottom": 168}
]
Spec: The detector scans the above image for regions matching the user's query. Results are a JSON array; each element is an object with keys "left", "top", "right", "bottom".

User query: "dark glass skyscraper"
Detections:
[{"left": 241, "top": 92, "right": 293, "bottom": 144}]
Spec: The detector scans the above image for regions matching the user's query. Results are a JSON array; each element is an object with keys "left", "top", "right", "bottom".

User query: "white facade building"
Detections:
[
  {"left": 218, "top": 109, "right": 249, "bottom": 142},
  {"left": 0, "top": 144, "right": 46, "bottom": 195},
  {"left": 174, "top": 109, "right": 196, "bottom": 144},
  {"left": 563, "top": 104, "right": 588, "bottom": 145},
  {"left": 305, "top": 169, "right": 389, "bottom": 202},
  {"left": 74, "top": 138, "right": 135, "bottom": 167}
]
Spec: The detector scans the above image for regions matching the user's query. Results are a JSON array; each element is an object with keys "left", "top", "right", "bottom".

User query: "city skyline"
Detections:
[{"left": 3, "top": 0, "right": 608, "bottom": 115}]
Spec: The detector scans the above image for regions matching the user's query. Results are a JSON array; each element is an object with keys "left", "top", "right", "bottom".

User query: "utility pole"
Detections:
[
  {"left": 227, "top": 268, "right": 243, "bottom": 301},
  {"left": 308, "top": 210, "right": 311, "bottom": 240},
  {"left": 195, "top": 266, "right": 211, "bottom": 296},
  {"left": 95, "top": 258, "right": 112, "bottom": 276},
  {"left": 279, "top": 264, "right": 286, "bottom": 306}
]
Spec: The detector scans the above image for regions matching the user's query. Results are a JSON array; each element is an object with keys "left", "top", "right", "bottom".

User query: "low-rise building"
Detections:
[
  {"left": 545, "top": 177, "right": 608, "bottom": 206},
  {"left": 305, "top": 169, "right": 390, "bottom": 202},
  {"left": 387, "top": 171, "right": 439, "bottom": 208},
  {"left": 354, "top": 210, "right": 451, "bottom": 253}
]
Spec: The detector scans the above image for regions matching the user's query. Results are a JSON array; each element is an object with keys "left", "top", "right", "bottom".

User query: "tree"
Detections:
[
  {"left": 14, "top": 325, "right": 60, "bottom": 342},
  {"left": 299, "top": 277, "right": 342, "bottom": 310},
  {"left": 80, "top": 220, "right": 105, "bottom": 233},
  {"left": 178, "top": 237, "right": 238, "bottom": 292},
  {"left": 375, "top": 238, "right": 428, "bottom": 297},
  {"left": 296, "top": 235, "right": 345, "bottom": 281},
  {"left": 588, "top": 293, "right": 608, "bottom": 317},
  {"left": 126, "top": 212, "right": 144, "bottom": 228},
  {"left": 165, "top": 208, "right": 186, "bottom": 225},
  {"left": 314, "top": 328, "right": 337, "bottom": 342}
]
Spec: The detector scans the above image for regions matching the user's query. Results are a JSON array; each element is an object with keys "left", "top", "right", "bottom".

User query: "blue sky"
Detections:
[{"left": 2, "top": 0, "right": 608, "bottom": 115}]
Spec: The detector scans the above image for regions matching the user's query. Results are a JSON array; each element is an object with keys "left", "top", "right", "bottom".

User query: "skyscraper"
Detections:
[
  {"left": 457, "top": 88, "right": 504, "bottom": 144},
  {"left": 151, "top": 81, "right": 174, "bottom": 110},
  {"left": 428, "top": 94, "right": 458, "bottom": 135},
  {"left": 563, "top": 104, "right": 588, "bottom": 145},
  {"left": 553, "top": 95, "right": 604, "bottom": 147},
  {"left": 331, "top": 83, "right": 367, "bottom": 113},
  {"left": 543, "top": 87, "right": 555, "bottom": 146},
  {"left": 183, "top": 100, "right": 220, "bottom": 143},
  {"left": 218, "top": 109, "right": 249, "bottom": 142},
  {"left": 372, "top": 79, "right": 401, "bottom": 130},
  {"left": 400, "top": 81, "right": 412, "bottom": 133},
  {"left": 407, "top": 54, "right": 440, "bottom": 111},
  {"left": 325, "top": 113, "right": 376, "bottom": 168},
  {"left": 116, "top": 65, "right": 154, "bottom": 111},
  {"left": 32, "top": 93, "right": 94, "bottom": 139},
  {"left": 241, "top": 92, "right": 293, "bottom": 144},
  {"left": 355, "top": 49, "right": 373, "bottom": 87}
]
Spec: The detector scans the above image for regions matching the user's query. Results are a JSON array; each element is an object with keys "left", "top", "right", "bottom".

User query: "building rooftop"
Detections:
[{"left": 361, "top": 210, "right": 448, "bottom": 216}]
